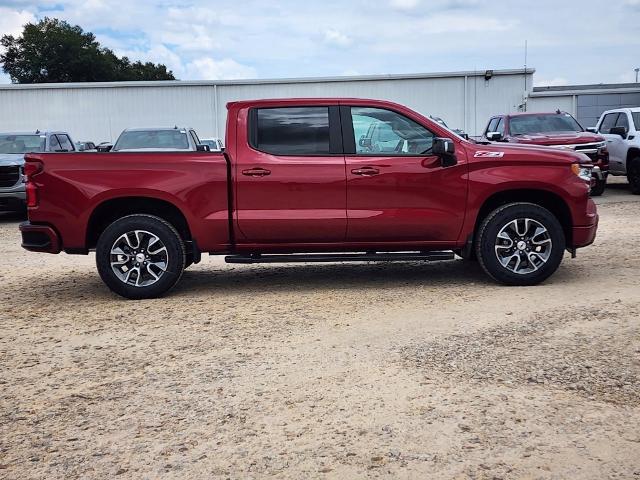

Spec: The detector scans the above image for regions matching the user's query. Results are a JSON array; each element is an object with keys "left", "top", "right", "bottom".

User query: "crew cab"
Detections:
[
  {"left": 0, "top": 130, "right": 76, "bottom": 211},
  {"left": 483, "top": 112, "right": 609, "bottom": 196},
  {"left": 592, "top": 108, "right": 640, "bottom": 194},
  {"left": 20, "top": 99, "right": 598, "bottom": 299}
]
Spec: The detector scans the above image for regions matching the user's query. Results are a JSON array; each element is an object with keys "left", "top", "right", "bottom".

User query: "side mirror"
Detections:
[
  {"left": 196, "top": 144, "right": 211, "bottom": 152},
  {"left": 358, "top": 136, "right": 372, "bottom": 148},
  {"left": 486, "top": 131, "right": 503, "bottom": 141},
  {"left": 586, "top": 127, "right": 597, "bottom": 133},
  {"left": 609, "top": 126, "right": 627, "bottom": 138},
  {"left": 433, "top": 137, "right": 457, "bottom": 167}
]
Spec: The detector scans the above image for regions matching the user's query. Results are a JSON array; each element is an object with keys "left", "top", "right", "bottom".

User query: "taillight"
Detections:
[{"left": 24, "top": 161, "right": 43, "bottom": 208}]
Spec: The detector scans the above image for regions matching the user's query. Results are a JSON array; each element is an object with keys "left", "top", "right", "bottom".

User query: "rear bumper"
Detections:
[
  {"left": 572, "top": 199, "right": 598, "bottom": 248},
  {"left": 19, "top": 221, "right": 61, "bottom": 253}
]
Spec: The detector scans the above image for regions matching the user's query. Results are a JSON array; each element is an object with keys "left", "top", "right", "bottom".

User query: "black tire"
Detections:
[
  {"left": 628, "top": 157, "right": 640, "bottom": 195},
  {"left": 475, "top": 202, "right": 565, "bottom": 286},
  {"left": 96, "top": 214, "right": 186, "bottom": 299},
  {"left": 590, "top": 178, "right": 606, "bottom": 197}
]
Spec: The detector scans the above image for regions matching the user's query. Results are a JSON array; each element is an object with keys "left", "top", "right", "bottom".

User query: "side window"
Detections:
[
  {"left": 616, "top": 112, "right": 629, "bottom": 130},
  {"left": 486, "top": 117, "right": 499, "bottom": 134},
  {"left": 48, "top": 135, "right": 61, "bottom": 151},
  {"left": 599, "top": 113, "right": 619, "bottom": 134},
  {"left": 56, "top": 135, "right": 73, "bottom": 151},
  {"left": 253, "top": 107, "right": 330, "bottom": 155},
  {"left": 495, "top": 117, "right": 505, "bottom": 135},
  {"left": 351, "top": 107, "right": 434, "bottom": 155}
]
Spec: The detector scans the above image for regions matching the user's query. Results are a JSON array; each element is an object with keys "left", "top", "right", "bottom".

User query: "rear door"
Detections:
[
  {"left": 234, "top": 105, "right": 347, "bottom": 243},
  {"left": 342, "top": 105, "right": 467, "bottom": 243}
]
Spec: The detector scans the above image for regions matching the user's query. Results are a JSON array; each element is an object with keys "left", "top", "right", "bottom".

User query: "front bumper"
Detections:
[
  {"left": 572, "top": 199, "right": 598, "bottom": 248},
  {"left": 19, "top": 222, "right": 61, "bottom": 253}
]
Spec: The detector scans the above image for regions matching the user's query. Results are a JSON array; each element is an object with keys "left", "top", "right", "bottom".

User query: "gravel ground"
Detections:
[{"left": 1, "top": 177, "right": 639, "bottom": 479}]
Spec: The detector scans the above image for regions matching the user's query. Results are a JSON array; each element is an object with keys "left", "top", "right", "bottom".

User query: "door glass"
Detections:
[
  {"left": 351, "top": 107, "right": 434, "bottom": 155},
  {"left": 56, "top": 135, "right": 73, "bottom": 151},
  {"left": 495, "top": 117, "right": 505, "bottom": 135},
  {"left": 254, "top": 107, "right": 330, "bottom": 155},
  {"left": 486, "top": 118, "right": 499, "bottom": 134},
  {"left": 49, "top": 135, "right": 61, "bottom": 151},
  {"left": 615, "top": 113, "right": 629, "bottom": 130},
  {"left": 599, "top": 113, "right": 619, "bottom": 134}
]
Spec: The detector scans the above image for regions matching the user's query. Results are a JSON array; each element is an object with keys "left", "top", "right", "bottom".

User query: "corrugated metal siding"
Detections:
[{"left": 0, "top": 71, "right": 533, "bottom": 142}]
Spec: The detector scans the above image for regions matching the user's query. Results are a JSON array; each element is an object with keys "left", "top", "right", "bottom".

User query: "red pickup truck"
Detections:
[
  {"left": 482, "top": 111, "right": 610, "bottom": 196},
  {"left": 20, "top": 98, "right": 598, "bottom": 299}
]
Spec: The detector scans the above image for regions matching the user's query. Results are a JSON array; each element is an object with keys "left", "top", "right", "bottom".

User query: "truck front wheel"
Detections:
[
  {"left": 96, "top": 214, "right": 186, "bottom": 299},
  {"left": 628, "top": 157, "right": 640, "bottom": 195},
  {"left": 475, "top": 203, "right": 565, "bottom": 286}
]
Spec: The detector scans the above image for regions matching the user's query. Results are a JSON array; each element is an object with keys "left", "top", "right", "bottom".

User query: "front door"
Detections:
[
  {"left": 342, "top": 106, "right": 467, "bottom": 243},
  {"left": 235, "top": 105, "right": 347, "bottom": 244},
  {"left": 598, "top": 112, "right": 628, "bottom": 174}
]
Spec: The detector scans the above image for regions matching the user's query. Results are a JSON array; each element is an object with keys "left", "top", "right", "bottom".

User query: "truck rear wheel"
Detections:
[
  {"left": 475, "top": 203, "right": 565, "bottom": 286},
  {"left": 96, "top": 214, "right": 186, "bottom": 299},
  {"left": 628, "top": 157, "right": 640, "bottom": 195}
]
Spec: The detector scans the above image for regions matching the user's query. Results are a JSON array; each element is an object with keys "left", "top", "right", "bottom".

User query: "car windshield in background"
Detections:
[
  {"left": 632, "top": 112, "right": 640, "bottom": 130},
  {"left": 509, "top": 114, "right": 583, "bottom": 135},
  {"left": 114, "top": 130, "right": 189, "bottom": 150},
  {"left": 201, "top": 140, "right": 220, "bottom": 150},
  {"left": 0, "top": 135, "right": 45, "bottom": 154}
]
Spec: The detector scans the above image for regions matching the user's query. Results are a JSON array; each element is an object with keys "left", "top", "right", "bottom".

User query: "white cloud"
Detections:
[
  {"left": 323, "top": 29, "right": 352, "bottom": 47},
  {"left": 0, "top": 7, "right": 35, "bottom": 38},
  {"left": 390, "top": 0, "right": 420, "bottom": 10},
  {"left": 184, "top": 58, "right": 256, "bottom": 80}
]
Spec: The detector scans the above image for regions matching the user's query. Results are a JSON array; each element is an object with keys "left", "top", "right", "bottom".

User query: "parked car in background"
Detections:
[
  {"left": 75, "top": 141, "right": 96, "bottom": 152},
  {"left": 112, "top": 127, "right": 209, "bottom": 152},
  {"left": 592, "top": 107, "right": 640, "bottom": 194},
  {"left": 21, "top": 98, "right": 598, "bottom": 299},
  {"left": 483, "top": 112, "right": 609, "bottom": 196},
  {"left": 0, "top": 131, "right": 75, "bottom": 212},
  {"left": 96, "top": 142, "right": 113, "bottom": 152},
  {"left": 429, "top": 116, "right": 469, "bottom": 139},
  {"left": 200, "top": 138, "right": 224, "bottom": 151}
]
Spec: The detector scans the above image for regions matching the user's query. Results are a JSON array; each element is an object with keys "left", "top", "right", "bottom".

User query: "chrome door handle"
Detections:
[
  {"left": 351, "top": 166, "right": 380, "bottom": 176},
  {"left": 242, "top": 167, "right": 271, "bottom": 177}
]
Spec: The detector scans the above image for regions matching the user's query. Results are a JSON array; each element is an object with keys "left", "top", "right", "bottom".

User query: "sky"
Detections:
[{"left": 1, "top": 0, "right": 639, "bottom": 86}]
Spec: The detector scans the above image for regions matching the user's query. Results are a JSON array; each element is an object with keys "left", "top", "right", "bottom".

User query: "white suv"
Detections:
[{"left": 593, "top": 108, "right": 640, "bottom": 194}]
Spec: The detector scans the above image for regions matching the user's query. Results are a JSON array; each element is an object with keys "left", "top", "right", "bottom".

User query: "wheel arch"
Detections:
[
  {"left": 86, "top": 196, "right": 192, "bottom": 249},
  {"left": 627, "top": 147, "right": 640, "bottom": 168},
  {"left": 473, "top": 189, "right": 572, "bottom": 246}
]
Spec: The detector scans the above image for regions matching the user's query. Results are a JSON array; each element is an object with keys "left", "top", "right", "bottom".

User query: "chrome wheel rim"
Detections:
[
  {"left": 494, "top": 218, "right": 552, "bottom": 275},
  {"left": 110, "top": 230, "right": 168, "bottom": 287}
]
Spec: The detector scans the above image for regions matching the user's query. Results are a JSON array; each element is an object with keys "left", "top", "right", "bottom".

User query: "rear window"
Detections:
[
  {"left": 510, "top": 113, "right": 583, "bottom": 135},
  {"left": 0, "top": 134, "right": 45, "bottom": 154},
  {"left": 253, "top": 107, "right": 330, "bottom": 155},
  {"left": 114, "top": 130, "right": 190, "bottom": 151}
]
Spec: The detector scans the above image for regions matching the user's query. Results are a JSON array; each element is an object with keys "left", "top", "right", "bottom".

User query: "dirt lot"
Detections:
[{"left": 1, "top": 178, "right": 639, "bottom": 479}]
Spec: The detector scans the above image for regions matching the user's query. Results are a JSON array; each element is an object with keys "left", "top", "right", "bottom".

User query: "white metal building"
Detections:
[{"left": 0, "top": 68, "right": 533, "bottom": 143}]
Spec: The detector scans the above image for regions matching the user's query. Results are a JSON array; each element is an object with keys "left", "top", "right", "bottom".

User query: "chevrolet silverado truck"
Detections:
[
  {"left": 20, "top": 98, "right": 598, "bottom": 299},
  {"left": 483, "top": 112, "right": 609, "bottom": 196},
  {"left": 592, "top": 107, "right": 640, "bottom": 194},
  {"left": 0, "top": 131, "right": 76, "bottom": 211}
]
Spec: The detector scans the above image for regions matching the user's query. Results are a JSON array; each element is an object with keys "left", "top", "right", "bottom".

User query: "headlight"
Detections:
[{"left": 571, "top": 163, "right": 592, "bottom": 182}]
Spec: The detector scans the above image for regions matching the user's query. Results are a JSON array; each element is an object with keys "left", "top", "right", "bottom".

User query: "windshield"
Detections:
[
  {"left": 114, "top": 130, "right": 190, "bottom": 150},
  {"left": 0, "top": 135, "right": 45, "bottom": 154},
  {"left": 633, "top": 112, "right": 640, "bottom": 130},
  {"left": 509, "top": 113, "right": 583, "bottom": 135}
]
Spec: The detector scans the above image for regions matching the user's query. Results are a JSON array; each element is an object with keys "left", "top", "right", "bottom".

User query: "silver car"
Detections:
[
  {"left": 0, "top": 131, "right": 76, "bottom": 211},
  {"left": 112, "top": 127, "right": 208, "bottom": 152}
]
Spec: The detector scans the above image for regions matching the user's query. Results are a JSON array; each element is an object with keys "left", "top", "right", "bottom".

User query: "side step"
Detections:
[{"left": 225, "top": 251, "right": 455, "bottom": 264}]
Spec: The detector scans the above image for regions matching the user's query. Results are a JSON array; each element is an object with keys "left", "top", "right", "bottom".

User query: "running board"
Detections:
[{"left": 224, "top": 251, "right": 455, "bottom": 264}]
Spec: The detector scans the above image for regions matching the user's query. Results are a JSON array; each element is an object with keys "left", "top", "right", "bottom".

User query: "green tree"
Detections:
[{"left": 0, "top": 17, "right": 175, "bottom": 83}]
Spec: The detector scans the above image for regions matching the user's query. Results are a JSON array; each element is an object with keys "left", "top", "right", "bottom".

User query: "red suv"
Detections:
[{"left": 483, "top": 112, "right": 609, "bottom": 195}]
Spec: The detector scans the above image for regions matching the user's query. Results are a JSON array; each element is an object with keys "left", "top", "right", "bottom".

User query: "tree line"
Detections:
[{"left": 1, "top": 18, "right": 175, "bottom": 83}]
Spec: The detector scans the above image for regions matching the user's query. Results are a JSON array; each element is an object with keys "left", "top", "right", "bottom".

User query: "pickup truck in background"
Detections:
[
  {"left": 483, "top": 111, "right": 610, "bottom": 196},
  {"left": 593, "top": 107, "right": 640, "bottom": 194},
  {"left": 20, "top": 98, "right": 598, "bottom": 299},
  {"left": 110, "top": 126, "right": 210, "bottom": 152},
  {"left": 0, "top": 130, "right": 76, "bottom": 212}
]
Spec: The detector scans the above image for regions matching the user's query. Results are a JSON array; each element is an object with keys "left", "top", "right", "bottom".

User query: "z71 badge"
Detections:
[{"left": 474, "top": 151, "right": 505, "bottom": 158}]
